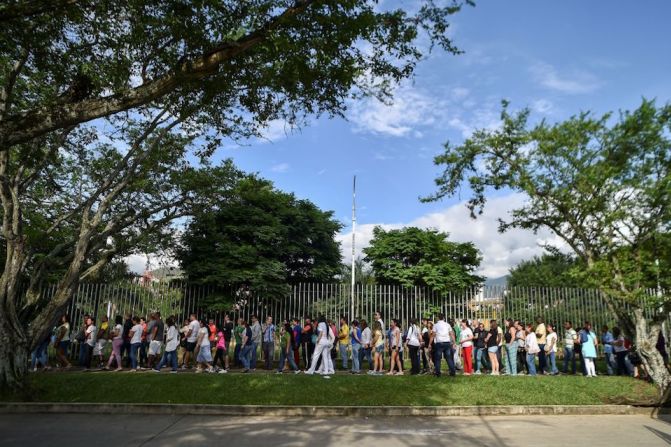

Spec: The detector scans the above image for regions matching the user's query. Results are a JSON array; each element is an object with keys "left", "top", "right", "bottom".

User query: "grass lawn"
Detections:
[{"left": 0, "top": 372, "right": 659, "bottom": 407}]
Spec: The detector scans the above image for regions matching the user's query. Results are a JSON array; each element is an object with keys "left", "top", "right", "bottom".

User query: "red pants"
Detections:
[{"left": 462, "top": 346, "right": 473, "bottom": 373}]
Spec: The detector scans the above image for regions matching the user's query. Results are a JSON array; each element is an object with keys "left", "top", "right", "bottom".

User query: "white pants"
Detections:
[
  {"left": 93, "top": 339, "right": 107, "bottom": 356},
  {"left": 307, "top": 343, "right": 334, "bottom": 374},
  {"left": 584, "top": 357, "right": 596, "bottom": 376}
]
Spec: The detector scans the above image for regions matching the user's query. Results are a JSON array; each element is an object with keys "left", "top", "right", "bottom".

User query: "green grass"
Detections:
[{"left": 0, "top": 372, "right": 659, "bottom": 406}]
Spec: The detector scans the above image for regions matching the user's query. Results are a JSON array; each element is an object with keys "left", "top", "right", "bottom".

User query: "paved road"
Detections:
[{"left": 1, "top": 414, "right": 670, "bottom": 446}]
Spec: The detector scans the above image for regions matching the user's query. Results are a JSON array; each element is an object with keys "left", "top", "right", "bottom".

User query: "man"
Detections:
[
  {"left": 292, "top": 317, "right": 302, "bottom": 367},
  {"left": 338, "top": 315, "right": 350, "bottom": 370},
  {"left": 601, "top": 325, "right": 615, "bottom": 376},
  {"left": 94, "top": 315, "right": 109, "bottom": 368},
  {"left": 239, "top": 319, "right": 255, "bottom": 373},
  {"left": 301, "top": 317, "right": 314, "bottom": 369},
  {"left": 535, "top": 316, "right": 547, "bottom": 374},
  {"left": 144, "top": 313, "right": 157, "bottom": 369},
  {"left": 147, "top": 312, "right": 165, "bottom": 369},
  {"left": 76, "top": 314, "right": 90, "bottom": 367},
  {"left": 222, "top": 314, "right": 234, "bottom": 370},
  {"left": 563, "top": 321, "right": 577, "bottom": 374},
  {"left": 262, "top": 316, "right": 275, "bottom": 370},
  {"left": 420, "top": 318, "right": 431, "bottom": 373},
  {"left": 430, "top": 313, "right": 456, "bottom": 377},
  {"left": 250, "top": 315, "right": 262, "bottom": 371},
  {"left": 234, "top": 317, "right": 245, "bottom": 367},
  {"left": 208, "top": 318, "right": 218, "bottom": 359},
  {"left": 120, "top": 313, "right": 133, "bottom": 367},
  {"left": 496, "top": 320, "right": 504, "bottom": 372},
  {"left": 473, "top": 321, "right": 488, "bottom": 374},
  {"left": 82, "top": 316, "right": 97, "bottom": 371},
  {"left": 183, "top": 313, "right": 200, "bottom": 369}
]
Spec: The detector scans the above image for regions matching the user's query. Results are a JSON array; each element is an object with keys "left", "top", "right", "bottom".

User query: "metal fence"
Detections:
[{"left": 54, "top": 281, "right": 666, "bottom": 332}]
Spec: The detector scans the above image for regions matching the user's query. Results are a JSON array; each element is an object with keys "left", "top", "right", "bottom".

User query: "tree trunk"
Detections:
[
  {"left": 0, "top": 303, "right": 28, "bottom": 391},
  {"left": 633, "top": 309, "right": 671, "bottom": 401}
]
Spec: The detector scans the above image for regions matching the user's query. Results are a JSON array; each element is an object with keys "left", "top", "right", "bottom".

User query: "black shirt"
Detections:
[
  {"left": 486, "top": 328, "right": 499, "bottom": 348},
  {"left": 474, "top": 328, "right": 486, "bottom": 349},
  {"left": 223, "top": 321, "right": 234, "bottom": 342}
]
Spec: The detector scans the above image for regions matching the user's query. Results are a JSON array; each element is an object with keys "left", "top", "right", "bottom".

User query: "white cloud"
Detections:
[
  {"left": 337, "top": 193, "right": 568, "bottom": 279},
  {"left": 530, "top": 62, "right": 601, "bottom": 94},
  {"left": 451, "top": 87, "right": 470, "bottom": 100},
  {"left": 259, "top": 119, "right": 293, "bottom": 142},
  {"left": 124, "top": 253, "right": 179, "bottom": 275},
  {"left": 270, "top": 162, "right": 290, "bottom": 173},
  {"left": 531, "top": 99, "right": 554, "bottom": 114}
]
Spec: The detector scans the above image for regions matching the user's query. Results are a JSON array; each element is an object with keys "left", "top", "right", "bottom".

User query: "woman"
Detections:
[
  {"left": 350, "top": 320, "right": 362, "bottom": 374},
  {"left": 515, "top": 320, "right": 527, "bottom": 375},
  {"left": 580, "top": 321, "right": 598, "bottom": 377},
  {"left": 277, "top": 322, "right": 300, "bottom": 374},
  {"left": 305, "top": 315, "right": 335, "bottom": 376},
  {"left": 504, "top": 319, "right": 518, "bottom": 376},
  {"left": 484, "top": 320, "right": 500, "bottom": 375},
  {"left": 387, "top": 319, "right": 403, "bottom": 375},
  {"left": 213, "top": 328, "right": 227, "bottom": 372},
  {"left": 105, "top": 315, "right": 124, "bottom": 371},
  {"left": 129, "top": 317, "right": 143, "bottom": 371},
  {"left": 459, "top": 319, "right": 474, "bottom": 375},
  {"left": 525, "top": 323, "right": 540, "bottom": 376},
  {"left": 545, "top": 323, "right": 559, "bottom": 375},
  {"left": 612, "top": 327, "right": 629, "bottom": 376},
  {"left": 154, "top": 317, "right": 179, "bottom": 373},
  {"left": 195, "top": 319, "right": 214, "bottom": 373},
  {"left": 94, "top": 315, "right": 109, "bottom": 368},
  {"left": 369, "top": 321, "right": 385, "bottom": 375},
  {"left": 179, "top": 319, "right": 190, "bottom": 368},
  {"left": 360, "top": 319, "right": 373, "bottom": 372},
  {"left": 53, "top": 314, "right": 71, "bottom": 369},
  {"left": 425, "top": 321, "right": 435, "bottom": 374},
  {"left": 406, "top": 318, "right": 421, "bottom": 375}
]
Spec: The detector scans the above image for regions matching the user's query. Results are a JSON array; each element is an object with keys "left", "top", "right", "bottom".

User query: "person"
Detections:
[
  {"left": 563, "top": 321, "right": 578, "bottom": 375},
  {"left": 94, "top": 315, "right": 109, "bottom": 368},
  {"left": 305, "top": 315, "right": 335, "bottom": 376},
  {"left": 261, "top": 316, "right": 275, "bottom": 370},
  {"left": 525, "top": 323, "right": 540, "bottom": 376},
  {"left": 545, "top": 323, "right": 559, "bottom": 375},
  {"left": 250, "top": 315, "right": 262, "bottom": 371},
  {"left": 484, "top": 320, "right": 500, "bottom": 375},
  {"left": 503, "top": 319, "right": 517, "bottom": 376},
  {"left": 374, "top": 311, "right": 385, "bottom": 364},
  {"left": 657, "top": 332, "right": 669, "bottom": 366},
  {"left": 421, "top": 318, "right": 431, "bottom": 374},
  {"left": 183, "top": 314, "right": 200, "bottom": 369},
  {"left": 120, "top": 313, "right": 133, "bottom": 367},
  {"left": 450, "top": 318, "right": 462, "bottom": 371},
  {"left": 406, "top": 318, "right": 421, "bottom": 375},
  {"left": 515, "top": 320, "right": 527, "bottom": 374},
  {"left": 30, "top": 333, "right": 50, "bottom": 372},
  {"left": 292, "top": 317, "right": 302, "bottom": 367},
  {"left": 535, "top": 317, "right": 547, "bottom": 374},
  {"left": 239, "top": 319, "right": 254, "bottom": 373},
  {"left": 369, "top": 320, "right": 385, "bottom": 375},
  {"left": 220, "top": 314, "right": 234, "bottom": 371},
  {"left": 154, "top": 317, "right": 179, "bottom": 373},
  {"left": 213, "top": 328, "right": 228, "bottom": 373},
  {"left": 82, "top": 316, "right": 97, "bottom": 371},
  {"left": 350, "top": 320, "right": 362, "bottom": 374},
  {"left": 473, "top": 321, "right": 487, "bottom": 375},
  {"left": 612, "top": 327, "right": 629, "bottom": 376},
  {"left": 178, "top": 318, "right": 190, "bottom": 368},
  {"left": 53, "top": 314, "right": 71, "bottom": 369},
  {"left": 147, "top": 312, "right": 164, "bottom": 369},
  {"left": 207, "top": 318, "right": 217, "bottom": 356},
  {"left": 601, "top": 325, "right": 615, "bottom": 376},
  {"left": 496, "top": 320, "right": 504, "bottom": 373},
  {"left": 338, "top": 315, "right": 350, "bottom": 370},
  {"left": 459, "top": 319, "right": 474, "bottom": 375},
  {"left": 139, "top": 317, "right": 148, "bottom": 367},
  {"left": 75, "top": 314, "right": 89, "bottom": 367},
  {"left": 360, "top": 319, "right": 373, "bottom": 372},
  {"left": 105, "top": 315, "right": 124, "bottom": 371},
  {"left": 301, "top": 317, "right": 315, "bottom": 369},
  {"left": 431, "top": 313, "right": 456, "bottom": 377},
  {"left": 128, "top": 316, "right": 143, "bottom": 371},
  {"left": 234, "top": 318, "right": 245, "bottom": 367},
  {"left": 580, "top": 321, "right": 598, "bottom": 377},
  {"left": 387, "top": 319, "right": 403, "bottom": 375},
  {"left": 195, "top": 318, "right": 214, "bottom": 373},
  {"left": 277, "top": 323, "right": 300, "bottom": 374}
]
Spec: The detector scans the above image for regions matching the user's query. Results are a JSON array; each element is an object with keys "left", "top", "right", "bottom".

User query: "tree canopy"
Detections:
[
  {"left": 177, "top": 175, "right": 342, "bottom": 302},
  {"left": 508, "top": 253, "right": 585, "bottom": 288},
  {"left": 363, "top": 226, "right": 483, "bottom": 292}
]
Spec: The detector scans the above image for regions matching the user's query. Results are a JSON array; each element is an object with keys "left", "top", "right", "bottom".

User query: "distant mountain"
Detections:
[{"left": 485, "top": 275, "right": 509, "bottom": 287}]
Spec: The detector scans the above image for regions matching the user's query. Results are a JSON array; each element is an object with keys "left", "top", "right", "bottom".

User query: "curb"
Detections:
[{"left": 0, "top": 403, "right": 664, "bottom": 417}]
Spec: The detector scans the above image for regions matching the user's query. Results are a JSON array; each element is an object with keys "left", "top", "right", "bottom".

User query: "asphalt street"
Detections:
[{"left": 1, "top": 414, "right": 670, "bottom": 446}]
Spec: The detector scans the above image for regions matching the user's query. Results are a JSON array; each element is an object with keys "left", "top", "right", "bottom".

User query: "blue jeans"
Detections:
[
  {"left": 234, "top": 343, "right": 241, "bottom": 366},
  {"left": 79, "top": 342, "right": 88, "bottom": 366},
  {"left": 538, "top": 344, "right": 546, "bottom": 373},
  {"left": 31, "top": 339, "right": 49, "bottom": 369},
  {"left": 434, "top": 342, "right": 456, "bottom": 376},
  {"left": 505, "top": 342, "right": 518, "bottom": 375},
  {"left": 475, "top": 347, "right": 487, "bottom": 371},
  {"left": 155, "top": 350, "right": 178, "bottom": 371},
  {"left": 604, "top": 352, "right": 616, "bottom": 375},
  {"left": 339, "top": 344, "right": 349, "bottom": 369},
  {"left": 130, "top": 342, "right": 141, "bottom": 369},
  {"left": 362, "top": 346, "right": 373, "bottom": 370},
  {"left": 277, "top": 348, "right": 298, "bottom": 372},
  {"left": 526, "top": 353, "right": 537, "bottom": 375},
  {"left": 241, "top": 344, "right": 254, "bottom": 370},
  {"left": 563, "top": 347, "right": 576, "bottom": 374},
  {"left": 548, "top": 351, "right": 558, "bottom": 374},
  {"left": 351, "top": 343, "right": 361, "bottom": 372},
  {"left": 250, "top": 342, "right": 258, "bottom": 369}
]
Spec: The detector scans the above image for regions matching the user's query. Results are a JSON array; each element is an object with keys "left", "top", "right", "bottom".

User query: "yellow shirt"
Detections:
[
  {"left": 536, "top": 323, "right": 547, "bottom": 344},
  {"left": 339, "top": 324, "right": 350, "bottom": 345}
]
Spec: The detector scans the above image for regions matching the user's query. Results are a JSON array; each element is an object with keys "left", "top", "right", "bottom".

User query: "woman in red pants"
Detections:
[{"left": 459, "top": 319, "right": 474, "bottom": 375}]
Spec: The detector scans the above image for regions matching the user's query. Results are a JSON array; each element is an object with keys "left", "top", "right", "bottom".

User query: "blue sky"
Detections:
[{"left": 134, "top": 1, "right": 671, "bottom": 278}]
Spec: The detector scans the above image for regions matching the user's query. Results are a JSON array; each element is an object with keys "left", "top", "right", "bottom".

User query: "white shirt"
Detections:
[
  {"left": 187, "top": 320, "right": 200, "bottom": 343},
  {"left": 526, "top": 332, "right": 540, "bottom": 354},
  {"left": 198, "top": 327, "right": 210, "bottom": 348},
  {"left": 406, "top": 324, "right": 421, "bottom": 347},
  {"left": 317, "top": 322, "right": 330, "bottom": 345},
  {"left": 113, "top": 324, "right": 123, "bottom": 340},
  {"left": 433, "top": 320, "right": 452, "bottom": 343},
  {"left": 460, "top": 327, "right": 474, "bottom": 348},
  {"left": 614, "top": 336, "right": 627, "bottom": 353},
  {"left": 377, "top": 319, "right": 385, "bottom": 339},
  {"left": 130, "top": 324, "right": 143, "bottom": 344},
  {"left": 546, "top": 332, "right": 558, "bottom": 353},
  {"left": 85, "top": 325, "right": 97, "bottom": 347},
  {"left": 165, "top": 326, "right": 179, "bottom": 352},
  {"left": 361, "top": 327, "right": 372, "bottom": 345}
]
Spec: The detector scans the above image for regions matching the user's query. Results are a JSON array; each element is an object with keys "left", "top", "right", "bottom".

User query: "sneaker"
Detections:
[
  {"left": 243, "top": 369, "right": 250, "bottom": 373},
  {"left": 304, "top": 371, "right": 314, "bottom": 375},
  {"left": 294, "top": 370, "right": 301, "bottom": 374},
  {"left": 181, "top": 365, "right": 187, "bottom": 370},
  {"left": 474, "top": 370, "right": 482, "bottom": 375},
  {"left": 218, "top": 369, "right": 228, "bottom": 374},
  {"left": 114, "top": 367, "right": 123, "bottom": 372},
  {"left": 323, "top": 375, "right": 331, "bottom": 379},
  {"left": 395, "top": 371, "right": 404, "bottom": 376},
  {"left": 129, "top": 369, "right": 137, "bottom": 373},
  {"left": 275, "top": 371, "right": 283, "bottom": 375},
  {"left": 206, "top": 368, "right": 214, "bottom": 373},
  {"left": 30, "top": 368, "right": 37, "bottom": 373},
  {"left": 152, "top": 369, "right": 160, "bottom": 373},
  {"left": 195, "top": 368, "right": 203, "bottom": 374},
  {"left": 170, "top": 370, "right": 178, "bottom": 374}
]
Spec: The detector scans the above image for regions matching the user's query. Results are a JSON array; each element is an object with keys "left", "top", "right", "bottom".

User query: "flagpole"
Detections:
[{"left": 351, "top": 175, "right": 356, "bottom": 320}]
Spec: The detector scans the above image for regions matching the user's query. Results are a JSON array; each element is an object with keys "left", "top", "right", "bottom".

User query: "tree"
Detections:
[
  {"left": 339, "top": 257, "right": 376, "bottom": 286},
  {"left": 177, "top": 175, "right": 342, "bottom": 305},
  {"left": 0, "top": 1, "right": 472, "bottom": 389},
  {"left": 427, "top": 99, "right": 671, "bottom": 395},
  {"left": 508, "top": 253, "right": 584, "bottom": 288},
  {"left": 362, "top": 226, "right": 483, "bottom": 292}
]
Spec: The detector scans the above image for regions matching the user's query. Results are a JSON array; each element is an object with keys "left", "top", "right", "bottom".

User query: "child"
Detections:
[{"left": 213, "top": 330, "right": 228, "bottom": 373}]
